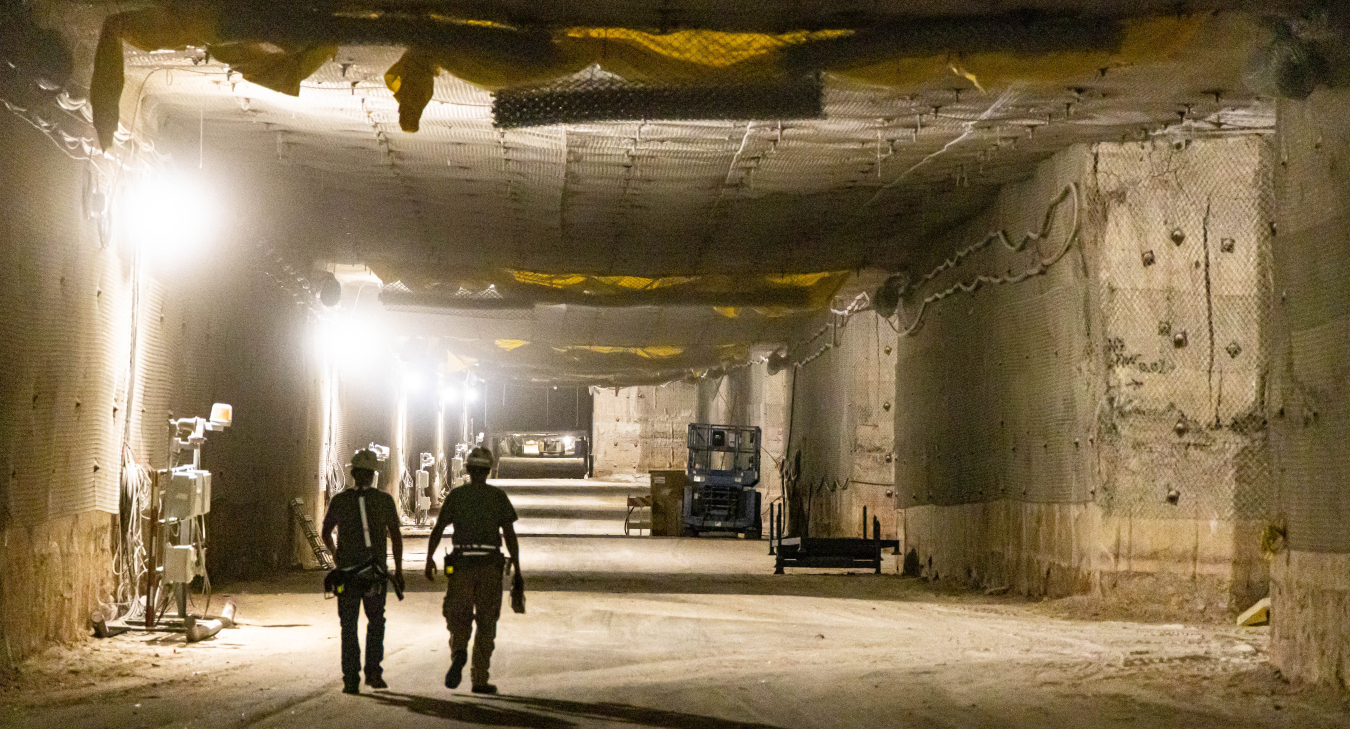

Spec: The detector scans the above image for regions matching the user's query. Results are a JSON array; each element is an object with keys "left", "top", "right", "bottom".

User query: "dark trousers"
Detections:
[
  {"left": 338, "top": 584, "right": 387, "bottom": 683},
  {"left": 443, "top": 556, "right": 504, "bottom": 685}
]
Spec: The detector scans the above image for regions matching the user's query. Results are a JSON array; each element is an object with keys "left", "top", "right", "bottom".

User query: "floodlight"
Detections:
[{"left": 121, "top": 173, "right": 218, "bottom": 259}]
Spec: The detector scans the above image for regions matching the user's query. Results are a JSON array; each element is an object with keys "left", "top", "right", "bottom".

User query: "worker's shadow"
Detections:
[
  {"left": 363, "top": 691, "right": 785, "bottom": 729},
  {"left": 361, "top": 691, "right": 571, "bottom": 728}
]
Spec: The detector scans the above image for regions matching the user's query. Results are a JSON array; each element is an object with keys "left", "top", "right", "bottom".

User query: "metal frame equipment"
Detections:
[{"left": 683, "top": 423, "right": 762, "bottom": 538}]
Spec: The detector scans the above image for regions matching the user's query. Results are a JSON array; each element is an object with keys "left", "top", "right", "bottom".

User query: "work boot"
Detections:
[
  {"left": 365, "top": 674, "right": 388, "bottom": 689},
  {"left": 342, "top": 680, "right": 360, "bottom": 695},
  {"left": 471, "top": 683, "right": 498, "bottom": 695},
  {"left": 445, "top": 650, "right": 468, "bottom": 689}
]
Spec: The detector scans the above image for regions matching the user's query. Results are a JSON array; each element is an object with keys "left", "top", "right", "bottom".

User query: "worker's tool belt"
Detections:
[
  {"left": 326, "top": 556, "right": 388, "bottom": 596},
  {"left": 449, "top": 545, "right": 503, "bottom": 561},
  {"left": 324, "top": 493, "right": 402, "bottom": 600}
]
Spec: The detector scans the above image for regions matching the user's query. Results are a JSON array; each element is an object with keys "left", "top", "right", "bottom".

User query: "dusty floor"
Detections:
[{"left": 3, "top": 537, "right": 1347, "bottom": 728}]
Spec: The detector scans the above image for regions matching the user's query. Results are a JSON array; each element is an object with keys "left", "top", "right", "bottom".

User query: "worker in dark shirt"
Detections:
[
  {"left": 322, "top": 448, "right": 404, "bottom": 694},
  {"left": 424, "top": 446, "right": 522, "bottom": 694}
]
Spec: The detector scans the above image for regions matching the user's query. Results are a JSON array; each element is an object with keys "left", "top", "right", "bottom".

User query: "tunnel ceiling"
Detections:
[{"left": 12, "top": 2, "right": 1286, "bottom": 384}]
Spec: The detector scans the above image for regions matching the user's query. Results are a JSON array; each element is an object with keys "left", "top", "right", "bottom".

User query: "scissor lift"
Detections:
[{"left": 683, "top": 424, "right": 762, "bottom": 538}]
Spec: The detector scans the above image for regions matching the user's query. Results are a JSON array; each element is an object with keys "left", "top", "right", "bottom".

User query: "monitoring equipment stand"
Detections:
[{"left": 148, "top": 404, "right": 231, "bottom": 628}]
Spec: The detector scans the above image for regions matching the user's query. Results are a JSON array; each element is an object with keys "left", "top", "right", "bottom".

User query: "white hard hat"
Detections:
[
  {"left": 465, "top": 447, "right": 494, "bottom": 469},
  {"left": 351, "top": 448, "right": 380, "bottom": 473}
]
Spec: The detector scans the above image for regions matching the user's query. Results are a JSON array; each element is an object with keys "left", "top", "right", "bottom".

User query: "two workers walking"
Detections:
[{"left": 321, "top": 446, "right": 522, "bottom": 695}]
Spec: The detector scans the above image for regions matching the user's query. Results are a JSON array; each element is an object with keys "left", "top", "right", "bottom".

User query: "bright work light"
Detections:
[
  {"left": 404, "top": 371, "right": 425, "bottom": 393},
  {"left": 121, "top": 173, "right": 219, "bottom": 260}
]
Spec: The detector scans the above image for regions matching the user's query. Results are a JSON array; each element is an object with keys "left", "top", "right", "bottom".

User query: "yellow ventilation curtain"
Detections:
[
  {"left": 91, "top": 5, "right": 335, "bottom": 148},
  {"left": 509, "top": 271, "right": 699, "bottom": 292},
  {"left": 554, "top": 345, "right": 686, "bottom": 359},
  {"left": 832, "top": 16, "right": 1203, "bottom": 89},
  {"left": 499, "top": 270, "right": 848, "bottom": 306}
]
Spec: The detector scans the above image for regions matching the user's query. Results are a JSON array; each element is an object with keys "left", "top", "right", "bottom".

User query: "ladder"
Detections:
[{"left": 290, "top": 497, "right": 335, "bottom": 569}]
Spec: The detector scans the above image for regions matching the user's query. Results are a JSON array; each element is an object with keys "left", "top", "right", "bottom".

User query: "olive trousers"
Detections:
[{"left": 442, "top": 555, "right": 504, "bottom": 686}]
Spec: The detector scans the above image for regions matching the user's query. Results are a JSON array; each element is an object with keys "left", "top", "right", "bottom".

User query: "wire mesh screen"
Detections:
[
  {"left": 1095, "top": 136, "right": 1274, "bottom": 523},
  {"left": 893, "top": 137, "right": 1274, "bottom": 524},
  {"left": 0, "top": 112, "right": 124, "bottom": 525},
  {"left": 1269, "top": 89, "right": 1350, "bottom": 554},
  {"left": 893, "top": 150, "right": 1095, "bottom": 508},
  {"left": 481, "top": 28, "right": 836, "bottom": 127}
]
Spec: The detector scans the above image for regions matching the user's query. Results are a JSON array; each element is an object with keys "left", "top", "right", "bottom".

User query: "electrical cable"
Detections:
[
  {"left": 781, "top": 181, "right": 1081, "bottom": 373},
  {"left": 109, "top": 443, "right": 151, "bottom": 623},
  {"left": 891, "top": 182, "right": 1080, "bottom": 337}
]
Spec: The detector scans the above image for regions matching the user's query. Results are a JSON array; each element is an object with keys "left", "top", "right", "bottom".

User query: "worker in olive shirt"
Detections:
[
  {"left": 322, "top": 448, "right": 404, "bottom": 694},
  {"left": 424, "top": 446, "right": 522, "bottom": 694}
]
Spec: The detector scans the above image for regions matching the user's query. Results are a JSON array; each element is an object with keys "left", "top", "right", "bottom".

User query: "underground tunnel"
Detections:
[{"left": 2, "top": 0, "right": 1350, "bottom": 726}]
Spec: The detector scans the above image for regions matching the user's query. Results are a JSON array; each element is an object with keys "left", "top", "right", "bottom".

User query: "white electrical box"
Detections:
[
  {"left": 164, "top": 544, "right": 197, "bottom": 583},
  {"left": 416, "top": 470, "right": 431, "bottom": 511},
  {"left": 164, "top": 468, "right": 211, "bottom": 521}
]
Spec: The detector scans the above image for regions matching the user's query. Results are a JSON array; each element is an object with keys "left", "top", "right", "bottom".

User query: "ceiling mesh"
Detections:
[{"left": 88, "top": 9, "right": 1279, "bottom": 382}]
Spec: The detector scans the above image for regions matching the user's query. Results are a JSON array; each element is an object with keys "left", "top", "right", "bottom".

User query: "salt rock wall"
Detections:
[
  {"left": 784, "top": 138, "right": 1274, "bottom": 612},
  {"left": 785, "top": 311, "right": 898, "bottom": 541},
  {"left": 1268, "top": 86, "right": 1350, "bottom": 689},
  {"left": 592, "top": 384, "right": 698, "bottom": 477},
  {"left": 0, "top": 113, "right": 123, "bottom": 661}
]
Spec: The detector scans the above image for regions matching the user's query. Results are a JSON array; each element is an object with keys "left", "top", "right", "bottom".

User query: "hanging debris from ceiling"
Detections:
[
  {"left": 91, "top": 5, "right": 337, "bottom": 149},
  {"left": 90, "top": 4, "right": 1205, "bottom": 148}
]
